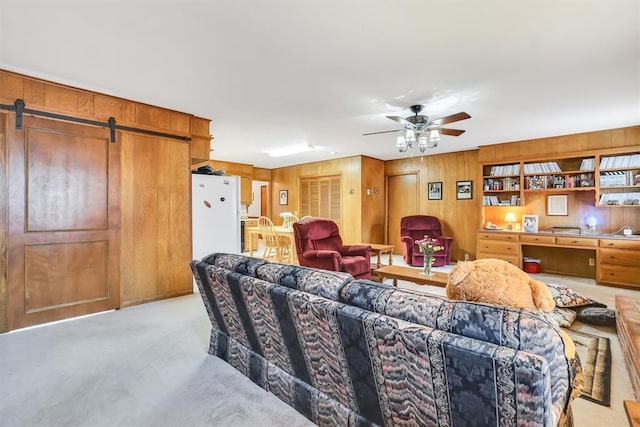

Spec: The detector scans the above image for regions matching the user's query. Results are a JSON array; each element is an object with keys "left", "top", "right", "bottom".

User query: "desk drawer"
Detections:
[
  {"left": 600, "top": 239, "right": 640, "bottom": 250},
  {"left": 599, "top": 248, "right": 640, "bottom": 267},
  {"left": 477, "top": 232, "right": 519, "bottom": 242},
  {"left": 477, "top": 240, "right": 519, "bottom": 254},
  {"left": 520, "top": 235, "right": 556, "bottom": 244},
  {"left": 477, "top": 251, "right": 520, "bottom": 266},
  {"left": 556, "top": 237, "right": 598, "bottom": 248},
  {"left": 598, "top": 264, "right": 640, "bottom": 287}
]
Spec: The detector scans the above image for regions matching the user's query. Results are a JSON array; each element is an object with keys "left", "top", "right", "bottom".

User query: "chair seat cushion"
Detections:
[{"left": 341, "top": 256, "right": 369, "bottom": 277}]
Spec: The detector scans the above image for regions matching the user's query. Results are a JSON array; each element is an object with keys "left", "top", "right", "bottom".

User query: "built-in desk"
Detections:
[{"left": 477, "top": 230, "right": 640, "bottom": 287}]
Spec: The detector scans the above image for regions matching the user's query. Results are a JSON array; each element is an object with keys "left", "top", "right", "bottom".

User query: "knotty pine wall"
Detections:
[
  {"left": 270, "top": 155, "right": 386, "bottom": 245},
  {"left": 385, "top": 150, "right": 481, "bottom": 262}
]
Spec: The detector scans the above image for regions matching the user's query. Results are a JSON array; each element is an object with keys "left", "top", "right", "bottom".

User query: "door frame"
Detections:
[{"left": 385, "top": 170, "right": 420, "bottom": 247}]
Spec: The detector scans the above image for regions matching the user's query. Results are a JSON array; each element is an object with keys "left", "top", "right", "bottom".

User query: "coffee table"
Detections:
[{"left": 373, "top": 265, "right": 449, "bottom": 287}]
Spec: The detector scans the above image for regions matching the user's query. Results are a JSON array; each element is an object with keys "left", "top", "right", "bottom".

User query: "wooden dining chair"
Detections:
[{"left": 258, "top": 216, "right": 288, "bottom": 262}]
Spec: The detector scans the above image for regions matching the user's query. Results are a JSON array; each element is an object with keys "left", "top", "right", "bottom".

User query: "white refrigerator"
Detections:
[{"left": 192, "top": 174, "right": 241, "bottom": 281}]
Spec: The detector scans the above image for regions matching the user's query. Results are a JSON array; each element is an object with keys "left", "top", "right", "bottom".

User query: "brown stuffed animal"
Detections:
[{"left": 445, "top": 258, "right": 555, "bottom": 312}]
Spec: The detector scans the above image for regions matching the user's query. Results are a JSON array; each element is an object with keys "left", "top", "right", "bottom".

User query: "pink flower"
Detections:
[{"left": 416, "top": 236, "right": 444, "bottom": 256}]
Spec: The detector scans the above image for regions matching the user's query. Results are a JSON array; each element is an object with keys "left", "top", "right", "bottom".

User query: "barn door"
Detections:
[{"left": 6, "top": 115, "right": 120, "bottom": 330}]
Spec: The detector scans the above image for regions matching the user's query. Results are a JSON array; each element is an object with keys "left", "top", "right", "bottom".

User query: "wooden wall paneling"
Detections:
[
  {"left": 157, "top": 139, "right": 172, "bottom": 296},
  {"left": 253, "top": 167, "right": 272, "bottom": 182},
  {"left": 168, "top": 140, "right": 191, "bottom": 293},
  {"left": 0, "top": 115, "right": 7, "bottom": 332},
  {"left": 270, "top": 156, "right": 363, "bottom": 243},
  {"left": 120, "top": 133, "right": 136, "bottom": 303},
  {"left": 133, "top": 135, "right": 159, "bottom": 302},
  {"left": 0, "top": 72, "right": 24, "bottom": 102},
  {"left": 23, "top": 80, "right": 45, "bottom": 106},
  {"left": 121, "top": 134, "right": 192, "bottom": 306},
  {"left": 587, "top": 130, "right": 613, "bottom": 150},
  {"left": 360, "top": 156, "right": 385, "bottom": 243}
]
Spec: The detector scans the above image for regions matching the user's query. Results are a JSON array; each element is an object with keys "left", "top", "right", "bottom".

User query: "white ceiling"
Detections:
[{"left": 1, "top": 1, "right": 638, "bottom": 169}]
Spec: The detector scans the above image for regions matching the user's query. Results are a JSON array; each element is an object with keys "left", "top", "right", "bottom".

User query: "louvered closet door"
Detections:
[
  {"left": 299, "top": 175, "right": 341, "bottom": 228},
  {"left": 6, "top": 116, "right": 120, "bottom": 330}
]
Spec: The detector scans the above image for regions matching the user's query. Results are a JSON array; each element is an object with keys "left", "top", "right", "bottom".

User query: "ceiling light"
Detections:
[{"left": 267, "top": 144, "right": 318, "bottom": 157}]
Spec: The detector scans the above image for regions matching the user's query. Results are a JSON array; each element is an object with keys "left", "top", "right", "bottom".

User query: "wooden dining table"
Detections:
[{"left": 246, "top": 226, "right": 297, "bottom": 264}]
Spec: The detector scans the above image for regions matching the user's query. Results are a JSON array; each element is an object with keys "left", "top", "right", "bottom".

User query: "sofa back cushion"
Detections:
[{"left": 342, "top": 280, "right": 574, "bottom": 425}]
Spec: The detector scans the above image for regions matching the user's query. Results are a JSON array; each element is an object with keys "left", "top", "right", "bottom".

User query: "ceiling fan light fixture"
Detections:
[
  {"left": 405, "top": 129, "right": 416, "bottom": 143},
  {"left": 428, "top": 129, "right": 440, "bottom": 143},
  {"left": 396, "top": 136, "right": 408, "bottom": 152},
  {"left": 418, "top": 136, "right": 428, "bottom": 153}
]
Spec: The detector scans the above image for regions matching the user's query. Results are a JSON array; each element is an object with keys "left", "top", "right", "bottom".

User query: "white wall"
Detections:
[{"left": 248, "top": 180, "right": 269, "bottom": 217}]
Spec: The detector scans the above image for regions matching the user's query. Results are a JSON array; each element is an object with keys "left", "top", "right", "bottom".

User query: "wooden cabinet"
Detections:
[
  {"left": 243, "top": 219, "right": 258, "bottom": 251},
  {"left": 476, "top": 232, "right": 521, "bottom": 266},
  {"left": 240, "top": 175, "right": 252, "bottom": 205},
  {"left": 190, "top": 117, "right": 212, "bottom": 164},
  {"left": 598, "top": 239, "right": 640, "bottom": 287}
]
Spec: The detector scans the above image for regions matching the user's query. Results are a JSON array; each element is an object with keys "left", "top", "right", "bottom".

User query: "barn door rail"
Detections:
[{"left": 0, "top": 99, "right": 191, "bottom": 143}]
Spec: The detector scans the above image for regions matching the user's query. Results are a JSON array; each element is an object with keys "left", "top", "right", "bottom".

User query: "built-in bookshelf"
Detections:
[
  {"left": 597, "top": 153, "right": 640, "bottom": 206},
  {"left": 482, "top": 151, "right": 640, "bottom": 208}
]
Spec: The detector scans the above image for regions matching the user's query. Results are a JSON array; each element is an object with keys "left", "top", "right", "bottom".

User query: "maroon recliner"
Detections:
[
  {"left": 293, "top": 217, "right": 371, "bottom": 279},
  {"left": 400, "top": 215, "right": 453, "bottom": 267}
]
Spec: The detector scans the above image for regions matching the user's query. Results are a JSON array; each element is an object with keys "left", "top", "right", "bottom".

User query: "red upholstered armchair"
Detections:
[
  {"left": 400, "top": 215, "right": 453, "bottom": 267},
  {"left": 293, "top": 217, "right": 371, "bottom": 280}
]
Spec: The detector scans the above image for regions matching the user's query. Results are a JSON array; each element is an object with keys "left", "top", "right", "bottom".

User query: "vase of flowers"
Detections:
[{"left": 416, "top": 236, "right": 444, "bottom": 276}]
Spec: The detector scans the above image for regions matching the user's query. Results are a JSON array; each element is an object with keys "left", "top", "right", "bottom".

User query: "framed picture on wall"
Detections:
[
  {"left": 522, "top": 215, "right": 539, "bottom": 233},
  {"left": 279, "top": 190, "right": 288, "bottom": 205},
  {"left": 428, "top": 182, "right": 442, "bottom": 200},
  {"left": 547, "top": 194, "right": 568, "bottom": 215},
  {"left": 456, "top": 180, "right": 473, "bottom": 200}
]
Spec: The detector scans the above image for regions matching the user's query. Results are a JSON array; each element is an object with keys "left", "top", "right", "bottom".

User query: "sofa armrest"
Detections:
[{"left": 301, "top": 250, "right": 341, "bottom": 271}]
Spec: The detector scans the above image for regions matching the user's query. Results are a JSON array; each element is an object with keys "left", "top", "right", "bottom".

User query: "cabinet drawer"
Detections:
[
  {"left": 599, "top": 248, "right": 640, "bottom": 267},
  {"left": 556, "top": 236, "right": 598, "bottom": 248},
  {"left": 600, "top": 239, "right": 640, "bottom": 250},
  {"left": 477, "top": 251, "right": 520, "bottom": 266},
  {"left": 598, "top": 264, "right": 640, "bottom": 287},
  {"left": 520, "top": 235, "right": 555, "bottom": 244},
  {"left": 477, "top": 232, "right": 519, "bottom": 241},
  {"left": 477, "top": 240, "right": 519, "bottom": 254}
]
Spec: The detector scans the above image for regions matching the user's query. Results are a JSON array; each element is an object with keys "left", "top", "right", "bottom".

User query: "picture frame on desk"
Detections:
[{"left": 522, "top": 215, "right": 539, "bottom": 233}]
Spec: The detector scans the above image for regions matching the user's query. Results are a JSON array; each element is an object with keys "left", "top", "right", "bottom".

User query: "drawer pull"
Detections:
[
  {"left": 608, "top": 243, "right": 614, "bottom": 246},
  {"left": 571, "top": 240, "right": 578, "bottom": 243}
]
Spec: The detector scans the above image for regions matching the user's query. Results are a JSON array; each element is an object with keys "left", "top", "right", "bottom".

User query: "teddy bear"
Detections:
[{"left": 445, "top": 258, "right": 556, "bottom": 312}]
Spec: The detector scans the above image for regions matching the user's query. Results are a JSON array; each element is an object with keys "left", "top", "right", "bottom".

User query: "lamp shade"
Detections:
[{"left": 504, "top": 212, "right": 517, "bottom": 223}]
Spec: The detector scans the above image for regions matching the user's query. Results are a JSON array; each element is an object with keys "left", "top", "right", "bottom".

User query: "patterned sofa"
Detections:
[{"left": 191, "top": 253, "right": 582, "bottom": 427}]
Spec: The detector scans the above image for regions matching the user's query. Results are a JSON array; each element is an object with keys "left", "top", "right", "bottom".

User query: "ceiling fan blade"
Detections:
[
  {"left": 437, "top": 128, "right": 466, "bottom": 136},
  {"left": 362, "top": 129, "right": 404, "bottom": 136},
  {"left": 386, "top": 115, "right": 415, "bottom": 128},
  {"left": 429, "top": 112, "right": 471, "bottom": 126}
]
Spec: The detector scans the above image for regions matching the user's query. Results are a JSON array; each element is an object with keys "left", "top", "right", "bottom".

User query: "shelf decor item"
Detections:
[
  {"left": 522, "top": 215, "right": 539, "bottom": 233},
  {"left": 547, "top": 194, "right": 568, "bottom": 215},
  {"left": 416, "top": 236, "right": 444, "bottom": 276}
]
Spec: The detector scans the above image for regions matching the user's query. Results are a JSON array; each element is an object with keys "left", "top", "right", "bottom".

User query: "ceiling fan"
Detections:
[{"left": 363, "top": 105, "right": 471, "bottom": 153}]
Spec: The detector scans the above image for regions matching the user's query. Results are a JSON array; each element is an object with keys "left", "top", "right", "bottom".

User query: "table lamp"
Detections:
[
  {"left": 586, "top": 216, "right": 597, "bottom": 233},
  {"left": 504, "top": 212, "right": 517, "bottom": 230}
]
